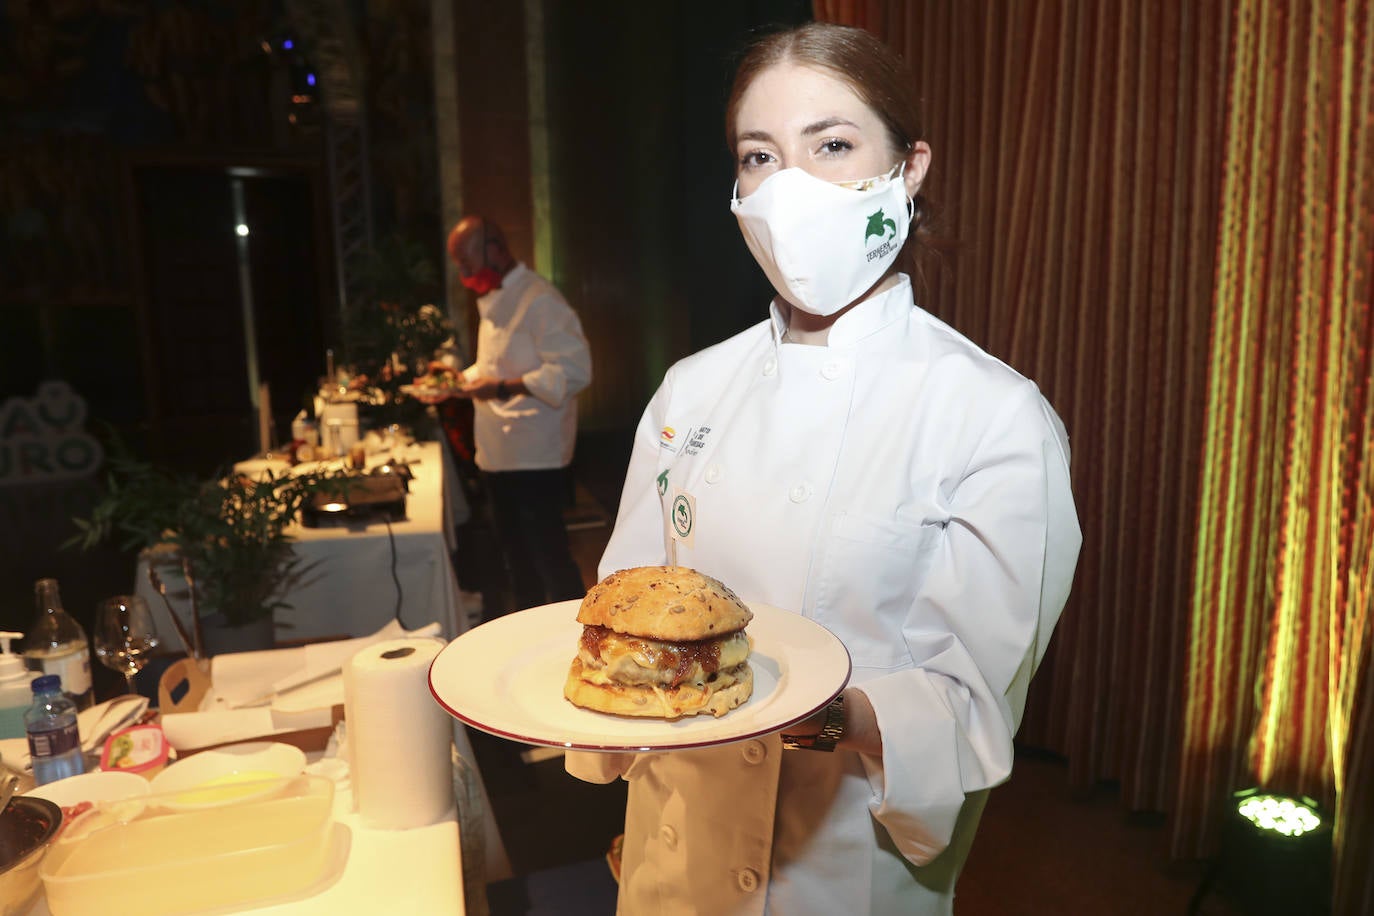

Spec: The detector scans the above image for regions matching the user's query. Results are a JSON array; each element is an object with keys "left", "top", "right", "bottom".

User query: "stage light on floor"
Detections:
[
  {"left": 1215, "top": 787, "right": 1331, "bottom": 915},
  {"left": 1235, "top": 792, "right": 1322, "bottom": 837}
]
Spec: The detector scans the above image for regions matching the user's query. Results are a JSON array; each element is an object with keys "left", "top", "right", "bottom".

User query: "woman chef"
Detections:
[{"left": 566, "top": 22, "right": 1082, "bottom": 915}]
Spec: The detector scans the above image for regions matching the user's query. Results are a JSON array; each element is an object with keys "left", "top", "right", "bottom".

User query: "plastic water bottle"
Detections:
[
  {"left": 25, "top": 674, "right": 86, "bottom": 785},
  {"left": 24, "top": 578, "right": 94, "bottom": 710}
]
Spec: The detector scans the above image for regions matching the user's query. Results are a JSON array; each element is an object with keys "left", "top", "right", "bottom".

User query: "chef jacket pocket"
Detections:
[{"left": 815, "top": 513, "right": 943, "bottom": 669}]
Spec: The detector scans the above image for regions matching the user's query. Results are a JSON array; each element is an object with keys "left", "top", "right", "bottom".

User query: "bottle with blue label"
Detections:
[
  {"left": 25, "top": 674, "right": 85, "bottom": 785},
  {"left": 0, "top": 631, "right": 29, "bottom": 740}
]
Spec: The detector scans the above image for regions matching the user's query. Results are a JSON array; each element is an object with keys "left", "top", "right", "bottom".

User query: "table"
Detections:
[
  {"left": 15, "top": 641, "right": 511, "bottom": 916},
  {"left": 135, "top": 441, "right": 470, "bottom": 646}
]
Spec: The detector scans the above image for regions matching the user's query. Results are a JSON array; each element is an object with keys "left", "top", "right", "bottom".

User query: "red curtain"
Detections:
[{"left": 815, "top": 2, "right": 1374, "bottom": 911}]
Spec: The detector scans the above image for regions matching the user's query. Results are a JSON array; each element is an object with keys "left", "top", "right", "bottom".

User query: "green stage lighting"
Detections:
[
  {"left": 1216, "top": 788, "right": 1332, "bottom": 915},
  {"left": 1235, "top": 792, "right": 1323, "bottom": 837}
]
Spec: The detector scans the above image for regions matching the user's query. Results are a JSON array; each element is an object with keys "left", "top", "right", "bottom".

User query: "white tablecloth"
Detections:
[{"left": 136, "top": 441, "right": 469, "bottom": 646}]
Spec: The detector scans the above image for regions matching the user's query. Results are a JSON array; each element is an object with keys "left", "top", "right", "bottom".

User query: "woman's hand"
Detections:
[{"left": 790, "top": 688, "right": 882, "bottom": 756}]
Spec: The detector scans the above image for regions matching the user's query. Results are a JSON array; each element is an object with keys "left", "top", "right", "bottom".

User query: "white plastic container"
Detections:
[
  {"left": 319, "top": 399, "right": 359, "bottom": 457},
  {"left": 40, "top": 774, "right": 337, "bottom": 916},
  {"left": 0, "top": 631, "right": 32, "bottom": 740}
]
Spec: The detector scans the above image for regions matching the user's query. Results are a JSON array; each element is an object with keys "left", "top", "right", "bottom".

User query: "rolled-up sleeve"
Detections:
[
  {"left": 852, "top": 382, "right": 1081, "bottom": 864},
  {"left": 520, "top": 294, "right": 592, "bottom": 408}
]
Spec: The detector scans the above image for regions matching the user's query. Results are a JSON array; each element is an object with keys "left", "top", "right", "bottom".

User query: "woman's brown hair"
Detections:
[{"left": 726, "top": 22, "right": 935, "bottom": 298}]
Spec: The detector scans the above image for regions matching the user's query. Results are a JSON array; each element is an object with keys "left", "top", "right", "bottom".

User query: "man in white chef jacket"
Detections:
[{"left": 441, "top": 215, "right": 592, "bottom": 617}]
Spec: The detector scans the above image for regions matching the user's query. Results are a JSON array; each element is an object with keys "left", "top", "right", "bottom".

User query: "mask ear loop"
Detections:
[{"left": 893, "top": 161, "right": 916, "bottom": 222}]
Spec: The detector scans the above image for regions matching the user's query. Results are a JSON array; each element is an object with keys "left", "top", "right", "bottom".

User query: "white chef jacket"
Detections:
[
  {"left": 455, "top": 263, "right": 592, "bottom": 471},
  {"left": 566, "top": 276, "right": 1081, "bottom": 915}
]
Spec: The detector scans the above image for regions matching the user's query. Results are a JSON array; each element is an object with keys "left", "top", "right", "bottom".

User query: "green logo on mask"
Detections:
[{"left": 865, "top": 209, "right": 897, "bottom": 245}]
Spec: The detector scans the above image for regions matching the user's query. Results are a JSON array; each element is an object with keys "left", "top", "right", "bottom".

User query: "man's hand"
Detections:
[{"left": 462, "top": 376, "right": 522, "bottom": 400}]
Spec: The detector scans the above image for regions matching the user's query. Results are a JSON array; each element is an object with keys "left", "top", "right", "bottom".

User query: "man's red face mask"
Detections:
[
  {"left": 449, "top": 224, "right": 503, "bottom": 296},
  {"left": 460, "top": 266, "right": 503, "bottom": 296}
]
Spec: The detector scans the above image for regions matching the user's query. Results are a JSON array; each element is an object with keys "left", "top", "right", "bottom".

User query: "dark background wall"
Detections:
[
  {"left": 0, "top": 0, "right": 809, "bottom": 646},
  {"left": 452, "top": 0, "right": 808, "bottom": 428}
]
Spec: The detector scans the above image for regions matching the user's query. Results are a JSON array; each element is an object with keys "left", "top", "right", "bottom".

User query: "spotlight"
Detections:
[
  {"left": 1235, "top": 793, "right": 1322, "bottom": 837},
  {"left": 235, "top": 224, "right": 250, "bottom": 237},
  {"left": 1217, "top": 788, "right": 1331, "bottom": 915}
]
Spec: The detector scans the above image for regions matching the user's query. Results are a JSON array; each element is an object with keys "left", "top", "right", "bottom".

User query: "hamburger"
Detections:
[{"left": 563, "top": 566, "right": 754, "bottom": 719}]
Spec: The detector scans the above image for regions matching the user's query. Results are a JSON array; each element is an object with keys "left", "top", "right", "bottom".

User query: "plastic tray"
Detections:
[{"left": 40, "top": 773, "right": 337, "bottom": 915}]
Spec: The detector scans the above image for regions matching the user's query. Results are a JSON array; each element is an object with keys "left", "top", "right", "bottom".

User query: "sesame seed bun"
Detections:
[{"left": 575, "top": 566, "right": 753, "bottom": 642}]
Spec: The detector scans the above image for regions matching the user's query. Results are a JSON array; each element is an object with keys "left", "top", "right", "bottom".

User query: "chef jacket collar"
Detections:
[
  {"left": 475, "top": 262, "right": 531, "bottom": 314},
  {"left": 769, "top": 273, "right": 914, "bottom": 349}
]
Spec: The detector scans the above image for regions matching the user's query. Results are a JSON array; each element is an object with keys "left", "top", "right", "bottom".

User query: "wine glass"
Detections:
[{"left": 94, "top": 595, "right": 161, "bottom": 695}]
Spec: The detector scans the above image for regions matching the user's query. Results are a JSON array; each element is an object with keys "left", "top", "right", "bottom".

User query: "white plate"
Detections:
[
  {"left": 399, "top": 383, "right": 462, "bottom": 404},
  {"left": 149, "top": 741, "right": 306, "bottom": 809},
  {"left": 428, "top": 600, "right": 851, "bottom": 752},
  {"left": 24, "top": 770, "right": 151, "bottom": 809}
]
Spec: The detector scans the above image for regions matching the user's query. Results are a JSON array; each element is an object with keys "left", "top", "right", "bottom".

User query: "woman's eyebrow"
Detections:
[
  {"left": 802, "top": 116, "right": 859, "bottom": 135},
  {"left": 737, "top": 117, "right": 860, "bottom": 148}
]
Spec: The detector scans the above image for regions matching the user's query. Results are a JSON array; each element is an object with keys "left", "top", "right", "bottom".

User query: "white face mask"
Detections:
[{"left": 731, "top": 163, "right": 912, "bottom": 316}]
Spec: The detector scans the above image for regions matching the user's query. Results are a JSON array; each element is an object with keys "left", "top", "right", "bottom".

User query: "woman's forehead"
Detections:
[{"left": 735, "top": 63, "right": 874, "bottom": 134}]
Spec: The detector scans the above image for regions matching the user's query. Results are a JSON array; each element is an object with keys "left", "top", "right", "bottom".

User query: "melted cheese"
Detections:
[{"left": 578, "top": 630, "right": 751, "bottom": 687}]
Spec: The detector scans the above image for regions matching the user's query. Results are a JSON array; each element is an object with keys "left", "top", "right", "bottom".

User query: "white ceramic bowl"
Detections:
[
  {"left": 149, "top": 741, "right": 307, "bottom": 810},
  {"left": 24, "top": 770, "right": 151, "bottom": 811}
]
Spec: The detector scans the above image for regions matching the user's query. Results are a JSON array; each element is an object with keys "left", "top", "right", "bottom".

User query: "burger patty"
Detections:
[{"left": 576, "top": 626, "right": 751, "bottom": 688}]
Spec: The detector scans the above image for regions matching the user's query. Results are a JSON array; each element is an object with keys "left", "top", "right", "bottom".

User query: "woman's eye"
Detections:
[
  {"left": 818, "top": 138, "right": 853, "bottom": 156},
  {"left": 739, "top": 149, "right": 774, "bottom": 169}
]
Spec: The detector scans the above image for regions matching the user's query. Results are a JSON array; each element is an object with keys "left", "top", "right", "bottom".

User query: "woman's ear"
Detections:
[{"left": 903, "top": 141, "right": 932, "bottom": 197}]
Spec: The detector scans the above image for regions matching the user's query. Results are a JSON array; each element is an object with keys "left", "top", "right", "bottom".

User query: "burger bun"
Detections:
[{"left": 576, "top": 566, "right": 752, "bottom": 642}]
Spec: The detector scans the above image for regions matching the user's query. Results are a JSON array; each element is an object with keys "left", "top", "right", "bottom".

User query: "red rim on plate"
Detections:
[{"left": 428, "top": 600, "right": 851, "bottom": 752}]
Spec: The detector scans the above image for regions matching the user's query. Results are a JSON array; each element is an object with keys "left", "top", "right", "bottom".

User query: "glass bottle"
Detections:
[
  {"left": 24, "top": 578, "right": 94, "bottom": 710},
  {"left": 25, "top": 674, "right": 85, "bottom": 785}
]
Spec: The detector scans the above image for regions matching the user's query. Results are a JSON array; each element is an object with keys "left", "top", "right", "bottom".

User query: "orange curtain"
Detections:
[
  {"left": 815, "top": 1, "right": 1374, "bottom": 911},
  {"left": 1186, "top": 1, "right": 1373, "bottom": 910}
]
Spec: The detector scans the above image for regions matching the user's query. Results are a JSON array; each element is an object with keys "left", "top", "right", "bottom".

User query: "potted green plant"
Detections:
[
  {"left": 68, "top": 452, "right": 341, "bottom": 654},
  {"left": 338, "top": 235, "right": 454, "bottom": 432}
]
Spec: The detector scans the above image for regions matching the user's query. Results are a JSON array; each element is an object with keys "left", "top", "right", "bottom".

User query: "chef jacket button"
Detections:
[
  {"left": 788, "top": 482, "right": 812, "bottom": 503},
  {"left": 762, "top": 357, "right": 778, "bottom": 376},
  {"left": 704, "top": 465, "right": 723, "bottom": 484},
  {"left": 741, "top": 740, "right": 766, "bottom": 764},
  {"left": 821, "top": 360, "right": 844, "bottom": 380},
  {"left": 737, "top": 868, "right": 760, "bottom": 893},
  {"left": 660, "top": 824, "right": 678, "bottom": 851}
]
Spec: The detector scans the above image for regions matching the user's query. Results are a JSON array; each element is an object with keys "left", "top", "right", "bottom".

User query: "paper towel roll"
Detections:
[{"left": 344, "top": 637, "right": 453, "bottom": 830}]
